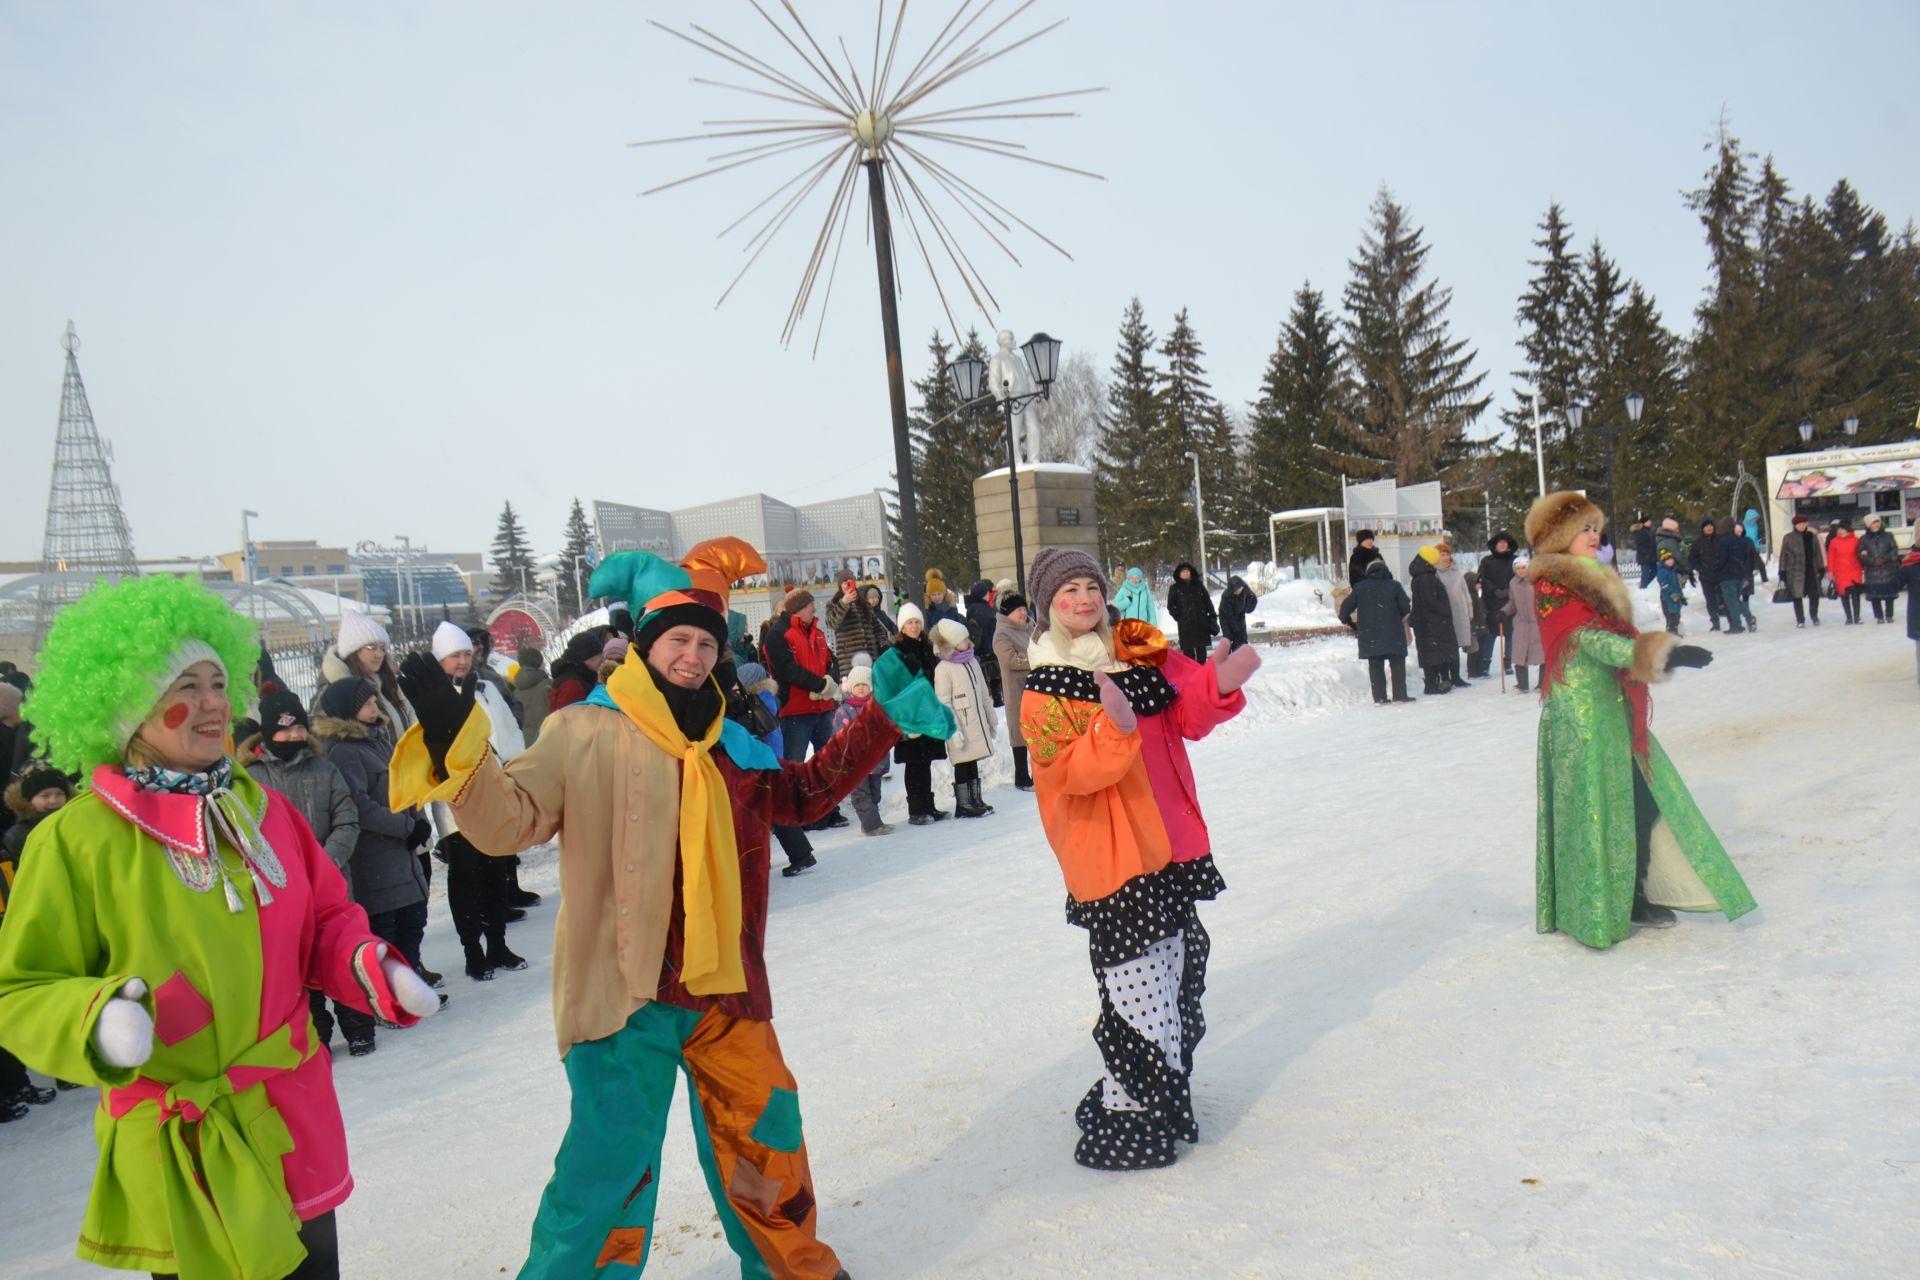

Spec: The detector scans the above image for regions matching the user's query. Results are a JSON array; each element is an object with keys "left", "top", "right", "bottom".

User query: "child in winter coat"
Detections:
[
  {"left": 1498, "top": 558, "right": 1544, "bottom": 691},
  {"left": 1655, "top": 549, "right": 1687, "bottom": 635},
  {"left": 830, "top": 665, "right": 892, "bottom": 835},
  {"left": 931, "top": 617, "right": 999, "bottom": 818},
  {"left": 249, "top": 689, "right": 400, "bottom": 1049}
]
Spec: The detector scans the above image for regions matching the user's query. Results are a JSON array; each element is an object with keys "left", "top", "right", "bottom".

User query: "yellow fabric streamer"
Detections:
[
  {"left": 602, "top": 654, "right": 747, "bottom": 996},
  {"left": 388, "top": 709, "right": 494, "bottom": 810}
]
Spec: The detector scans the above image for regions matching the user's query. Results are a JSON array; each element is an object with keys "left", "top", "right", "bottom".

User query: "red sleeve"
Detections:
[
  {"left": 293, "top": 804, "right": 421, "bottom": 1027},
  {"left": 1161, "top": 651, "right": 1246, "bottom": 741},
  {"left": 766, "top": 698, "right": 899, "bottom": 827}
]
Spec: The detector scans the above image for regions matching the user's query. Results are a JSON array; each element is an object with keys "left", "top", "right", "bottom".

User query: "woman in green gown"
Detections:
[{"left": 1527, "top": 491, "right": 1757, "bottom": 948}]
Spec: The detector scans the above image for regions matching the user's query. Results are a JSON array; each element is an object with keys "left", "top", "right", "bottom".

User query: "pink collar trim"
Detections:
[{"left": 89, "top": 765, "right": 263, "bottom": 857}]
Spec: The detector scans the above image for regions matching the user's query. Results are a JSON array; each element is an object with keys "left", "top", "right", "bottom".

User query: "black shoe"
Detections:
[
  {"left": 808, "top": 810, "right": 850, "bottom": 831},
  {"left": 1392, "top": 694, "right": 1416, "bottom": 703},
  {"left": 908, "top": 812, "right": 936, "bottom": 826},
  {"left": 0, "top": 1098, "right": 29, "bottom": 1123},
  {"left": 417, "top": 967, "right": 445, "bottom": 990},
  {"left": 1014, "top": 780, "right": 1035, "bottom": 792},
  {"left": 436, "top": 993, "right": 449, "bottom": 1009},
  {"left": 928, "top": 808, "right": 950, "bottom": 821},
  {"left": 486, "top": 941, "right": 529, "bottom": 972},
  {"left": 464, "top": 946, "right": 496, "bottom": 982},
  {"left": 54, "top": 1079, "right": 83, "bottom": 1092},
  {"left": 347, "top": 1037, "right": 377, "bottom": 1057},
  {"left": 501, "top": 907, "right": 527, "bottom": 923},
  {"left": 780, "top": 857, "right": 818, "bottom": 877},
  {"left": 509, "top": 889, "right": 542, "bottom": 908},
  {"left": 1630, "top": 902, "right": 1678, "bottom": 928},
  {"left": 12, "top": 1083, "right": 57, "bottom": 1106},
  {"left": 1373, "top": 696, "right": 1389, "bottom": 705}
]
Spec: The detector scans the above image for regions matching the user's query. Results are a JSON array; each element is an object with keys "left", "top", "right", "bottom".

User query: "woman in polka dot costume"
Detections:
[{"left": 1018, "top": 548, "right": 1260, "bottom": 1169}]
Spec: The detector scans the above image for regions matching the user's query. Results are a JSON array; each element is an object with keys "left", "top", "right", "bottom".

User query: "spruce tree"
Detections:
[
  {"left": 907, "top": 330, "right": 999, "bottom": 590},
  {"left": 1094, "top": 298, "right": 1171, "bottom": 570},
  {"left": 489, "top": 500, "right": 538, "bottom": 601},
  {"left": 1247, "top": 285, "right": 1343, "bottom": 565},
  {"left": 1504, "top": 203, "right": 1588, "bottom": 463},
  {"left": 555, "top": 498, "right": 595, "bottom": 619},
  {"left": 1158, "top": 308, "right": 1232, "bottom": 570},
  {"left": 1336, "top": 187, "right": 1490, "bottom": 492}
]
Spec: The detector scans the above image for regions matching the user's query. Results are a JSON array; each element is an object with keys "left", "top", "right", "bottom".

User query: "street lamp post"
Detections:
[
  {"left": 394, "top": 535, "right": 414, "bottom": 644},
  {"left": 1530, "top": 393, "right": 1548, "bottom": 498},
  {"left": 1184, "top": 450, "right": 1207, "bottom": 582},
  {"left": 943, "top": 331, "right": 1062, "bottom": 597},
  {"left": 1622, "top": 390, "right": 1645, "bottom": 532},
  {"left": 572, "top": 555, "right": 588, "bottom": 619}
]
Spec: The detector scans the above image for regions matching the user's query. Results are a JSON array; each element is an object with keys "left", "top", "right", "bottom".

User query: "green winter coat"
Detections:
[
  {"left": 1531, "top": 553, "right": 1758, "bottom": 949},
  {"left": 0, "top": 763, "right": 397, "bottom": 1278}
]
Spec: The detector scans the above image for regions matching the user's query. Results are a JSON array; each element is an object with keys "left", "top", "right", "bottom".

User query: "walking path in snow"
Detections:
[{"left": 4, "top": 605, "right": 1916, "bottom": 1278}]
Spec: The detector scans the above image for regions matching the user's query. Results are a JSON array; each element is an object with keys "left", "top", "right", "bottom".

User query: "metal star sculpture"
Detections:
[{"left": 636, "top": 1, "right": 1103, "bottom": 588}]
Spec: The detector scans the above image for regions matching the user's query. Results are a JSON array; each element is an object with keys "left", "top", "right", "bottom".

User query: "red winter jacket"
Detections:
[
  {"left": 1827, "top": 531, "right": 1864, "bottom": 592},
  {"left": 764, "top": 614, "right": 836, "bottom": 717}
]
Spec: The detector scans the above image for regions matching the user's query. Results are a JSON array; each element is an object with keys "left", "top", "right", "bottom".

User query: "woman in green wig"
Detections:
[{"left": 0, "top": 575, "right": 437, "bottom": 1279}]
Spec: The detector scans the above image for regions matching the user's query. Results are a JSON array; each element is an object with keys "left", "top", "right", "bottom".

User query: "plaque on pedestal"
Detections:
[{"left": 973, "top": 463, "right": 1100, "bottom": 593}]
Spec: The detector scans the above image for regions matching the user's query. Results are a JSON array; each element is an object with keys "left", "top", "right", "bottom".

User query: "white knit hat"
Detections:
[
  {"left": 845, "top": 663, "right": 874, "bottom": 691},
  {"left": 335, "top": 609, "right": 389, "bottom": 659},
  {"left": 113, "top": 639, "right": 225, "bottom": 756},
  {"left": 931, "top": 617, "right": 970, "bottom": 654},
  {"left": 896, "top": 601, "right": 925, "bottom": 631},
  {"left": 431, "top": 620, "right": 474, "bottom": 661}
]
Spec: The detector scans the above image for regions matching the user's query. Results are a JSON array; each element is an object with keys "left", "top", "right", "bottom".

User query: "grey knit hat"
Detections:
[{"left": 1026, "top": 547, "right": 1110, "bottom": 628}]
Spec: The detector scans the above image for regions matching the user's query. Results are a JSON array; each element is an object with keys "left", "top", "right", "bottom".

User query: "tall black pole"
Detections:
[
  {"left": 864, "top": 157, "right": 921, "bottom": 596},
  {"left": 1004, "top": 397, "right": 1027, "bottom": 597},
  {"left": 1605, "top": 423, "right": 1620, "bottom": 553}
]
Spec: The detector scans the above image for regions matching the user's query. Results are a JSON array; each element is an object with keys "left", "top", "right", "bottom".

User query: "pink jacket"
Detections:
[{"left": 1136, "top": 650, "right": 1246, "bottom": 862}]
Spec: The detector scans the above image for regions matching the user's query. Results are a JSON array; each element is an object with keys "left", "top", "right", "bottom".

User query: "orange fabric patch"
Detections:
[
  {"left": 595, "top": 1227, "right": 647, "bottom": 1268},
  {"left": 727, "top": 1157, "right": 783, "bottom": 1215}
]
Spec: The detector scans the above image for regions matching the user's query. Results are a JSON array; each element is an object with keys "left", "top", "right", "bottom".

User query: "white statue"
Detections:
[{"left": 987, "top": 328, "right": 1043, "bottom": 468}]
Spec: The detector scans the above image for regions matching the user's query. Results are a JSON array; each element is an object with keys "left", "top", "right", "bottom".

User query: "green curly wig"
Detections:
[{"left": 26, "top": 575, "right": 259, "bottom": 776}]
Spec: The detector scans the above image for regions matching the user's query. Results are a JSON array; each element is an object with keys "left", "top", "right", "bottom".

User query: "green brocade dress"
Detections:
[{"left": 1535, "top": 627, "right": 1757, "bottom": 948}]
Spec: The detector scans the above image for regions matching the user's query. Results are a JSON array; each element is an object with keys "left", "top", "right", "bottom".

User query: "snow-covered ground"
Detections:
[{"left": 5, "top": 594, "right": 1918, "bottom": 1278}]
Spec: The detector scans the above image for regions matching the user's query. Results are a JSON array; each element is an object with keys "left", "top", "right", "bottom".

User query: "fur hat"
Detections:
[
  {"left": 431, "top": 620, "right": 474, "bottom": 661},
  {"left": 781, "top": 587, "right": 816, "bottom": 615},
  {"left": 997, "top": 591, "right": 1029, "bottom": 616},
  {"left": 930, "top": 618, "right": 971, "bottom": 655},
  {"left": 334, "top": 609, "right": 389, "bottom": 659},
  {"left": 896, "top": 601, "right": 925, "bottom": 631},
  {"left": 17, "top": 765, "right": 71, "bottom": 804},
  {"left": 924, "top": 567, "right": 948, "bottom": 600},
  {"left": 844, "top": 663, "right": 874, "bottom": 691},
  {"left": 1354, "top": 529, "right": 1377, "bottom": 543},
  {"left": 1027, "top": 547, "right": 1110, "bottom": 622},
  {"left": 1525, "top": 491, "right": 1606, "bottom": 555}
]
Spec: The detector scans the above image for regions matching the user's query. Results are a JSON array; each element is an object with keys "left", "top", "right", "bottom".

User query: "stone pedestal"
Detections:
[{"left": 973, "top": 463, "right": 1100, "bottom": 593}]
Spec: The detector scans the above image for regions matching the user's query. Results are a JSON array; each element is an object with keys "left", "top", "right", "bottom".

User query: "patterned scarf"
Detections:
[
  {"left": 124, "top": 756, "right": 234, "bottom": 795},
  {"left": 1535, "top": 576, "right": 1653, "bottom": 760}
]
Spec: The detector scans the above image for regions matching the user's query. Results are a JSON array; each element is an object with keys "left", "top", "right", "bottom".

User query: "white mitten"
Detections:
[
  {"left": 375, "top": 944, "right": 440, "bottom": 1019},
  {"left": 811, "top": 676, "right": 842, "bottom": 703},
  {"left": 93, "top": 978, "right": 154, "bottom": 1069}
]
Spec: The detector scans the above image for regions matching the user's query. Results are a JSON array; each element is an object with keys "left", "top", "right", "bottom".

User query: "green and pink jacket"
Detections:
[{"left": 0, "top": 764, "right": 415, "bottom": 1278}]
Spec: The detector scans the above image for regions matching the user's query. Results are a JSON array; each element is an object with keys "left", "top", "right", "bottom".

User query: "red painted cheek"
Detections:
[{"left": 162, "top": 703, "right": 191, "bottom": 730}]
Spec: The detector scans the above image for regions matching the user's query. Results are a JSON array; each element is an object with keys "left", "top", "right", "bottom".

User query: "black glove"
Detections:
[
  {"left": 397, "top": 651, "right": 476, "bottom": 776},
  {"left": 1666, "top": 644, "right": 1713, "bottom": 671},
  {"left": 408, "top": 817, "right": 432, "bottom": 851}
]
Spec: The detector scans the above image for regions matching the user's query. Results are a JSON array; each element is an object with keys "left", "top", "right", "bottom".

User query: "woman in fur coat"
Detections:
[{"left": 1526, "top": 492, "right": 1757, "bottom": 949}]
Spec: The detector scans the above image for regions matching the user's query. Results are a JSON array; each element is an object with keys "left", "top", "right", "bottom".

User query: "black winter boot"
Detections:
[
  {"left": 463, "top": 943, "right": 495, "bottom": 982},
  {"left": 486, "top": 930, "right": 528, "bottom": 972},
  {"left": 954, "top": 778, "right": 992, "bottom": 818}
]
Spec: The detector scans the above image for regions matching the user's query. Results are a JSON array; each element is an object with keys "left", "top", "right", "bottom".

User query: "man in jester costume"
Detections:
[
  {"left": 390, "top": 538, "right": 953, "bottom": 1279},
  {"left": 0, "top": 576, "right": 438, "bottom": 1280},
  {"left": 1527, "top": 491, "right": 1757, "bottom": 947}
]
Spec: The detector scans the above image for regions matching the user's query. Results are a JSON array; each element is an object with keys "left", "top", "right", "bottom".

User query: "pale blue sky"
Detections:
[{"left": 4, "top": 1, "right": 1915, "bottom": 563}]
